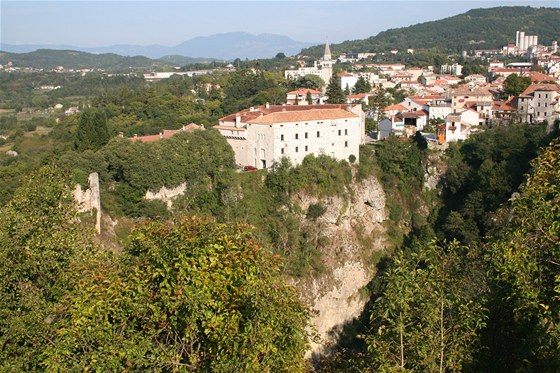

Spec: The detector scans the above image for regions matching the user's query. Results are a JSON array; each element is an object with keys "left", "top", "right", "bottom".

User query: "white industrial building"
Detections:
[
  {"left": 214, "top": 104, "right": 365, "bottom": 169},
  {"left": 516, "top": 31, "right": 538, "bottom": 53}
]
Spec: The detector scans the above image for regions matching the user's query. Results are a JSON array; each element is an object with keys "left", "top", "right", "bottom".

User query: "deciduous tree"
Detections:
[{"left": 44, "top": 217, "right": 310, "bottom": 371}]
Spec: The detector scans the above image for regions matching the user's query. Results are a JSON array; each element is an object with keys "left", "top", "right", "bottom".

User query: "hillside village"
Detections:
[{"left": 115, "top": 31, "right": 560, "bottom": 170}]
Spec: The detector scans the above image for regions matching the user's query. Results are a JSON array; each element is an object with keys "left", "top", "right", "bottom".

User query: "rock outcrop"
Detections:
[
  {"left": 145, "top": 183, "right": 187, "bottom": 208},
  {"left": 73, "top": 172, "right": 101, "bottom": 234},
  {"left": 292, "top": 175, "right": 387, "bottom": 356}
]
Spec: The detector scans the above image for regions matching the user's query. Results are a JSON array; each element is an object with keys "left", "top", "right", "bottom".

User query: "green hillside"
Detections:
[
  {"left": 0, "top": 49, "right": 161, "bottom": 70},
  {"left": 301, "top": 6, "right": 560, "bottom": 56}
]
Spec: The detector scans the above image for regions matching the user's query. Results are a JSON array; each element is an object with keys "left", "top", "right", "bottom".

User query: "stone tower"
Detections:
[{"left": 319, "top": 41, "right": 333, "bottom": 88}]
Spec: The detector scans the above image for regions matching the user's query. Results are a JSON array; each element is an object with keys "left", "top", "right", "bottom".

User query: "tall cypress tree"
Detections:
[{"left": 325, "top": 75, "right": 345, "bottom": 104}]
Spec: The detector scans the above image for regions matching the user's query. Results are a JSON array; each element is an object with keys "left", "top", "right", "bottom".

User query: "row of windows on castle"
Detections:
[
  {"left": 256, "top": 129, "right": 350, "bottom": 141},
  {"left": 279, "top": 141, "right": 349, "bottom": 155},
  {"left": 253, "top": 140, "right": 350, "bottom": 158}
]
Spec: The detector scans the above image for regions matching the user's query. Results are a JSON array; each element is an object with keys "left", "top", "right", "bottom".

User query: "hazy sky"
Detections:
[{"left": 1, "top": 1, "right": 558, "bottom": 47}]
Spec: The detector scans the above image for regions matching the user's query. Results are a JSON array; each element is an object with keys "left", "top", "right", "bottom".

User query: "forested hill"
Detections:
[
  {"left": 0, "top": 49, "right": 215, "bottom": 70},
  {"left": 301, "top": 6, "right": 560, "bottom": 56}
]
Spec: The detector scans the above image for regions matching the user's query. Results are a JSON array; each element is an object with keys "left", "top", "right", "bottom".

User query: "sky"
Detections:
[{"left": 1, "top": 1, "right": 558, "bottom": 47}]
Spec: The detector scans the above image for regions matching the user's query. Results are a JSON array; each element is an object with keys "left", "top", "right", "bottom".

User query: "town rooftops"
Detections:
[
  {"left": 248, "top": 108, "right": 357, "bottom": 124},
  {"left": 383, "top": 104, "right": 408, "bottom": 112},
  {"left": 525, "top": 71, "right": 557, "bottom": 83},
  {"left": 287, "top": 88, "right": 321, "bottom": 95},
  {"left": 127, "top": 123, "right": 203, "bottom": 143},
  {"left": 347, "top": 93, "right": 368, "bottom": 99},
  {"left": 451, "top": 87, "right": 493, "bottom": 96},
  {"left": 519, "top": 83, "right": 560, "bottom": 97}
]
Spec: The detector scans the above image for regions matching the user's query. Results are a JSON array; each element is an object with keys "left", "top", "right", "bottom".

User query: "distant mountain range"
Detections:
[
  {"left": 1, "top": 32, "right": 317, "bottom": 60},
  {"left": 300, "top": 6, "right": 560, "bottom": 57}
]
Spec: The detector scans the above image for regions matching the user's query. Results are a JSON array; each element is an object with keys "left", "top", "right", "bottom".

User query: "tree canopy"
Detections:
[
  {"left": 44, "top": 217, "right": 310, "bottom": 371},
  {"left": 325, "top": 75, "right": 345, "bottom": 104},
  {"left": 503, "top": 73, "right": 532, "bottom": 97}
]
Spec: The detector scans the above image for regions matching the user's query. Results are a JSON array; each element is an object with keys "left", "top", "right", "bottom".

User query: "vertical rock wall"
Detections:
[
  {"left": 292, "top": 176, "right": 388, "bottom": 357},
  {"left": 73, "top": 172, "right": 101, "bottom": 234}
]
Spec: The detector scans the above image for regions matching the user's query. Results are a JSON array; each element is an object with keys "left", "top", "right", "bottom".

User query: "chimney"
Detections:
[
  {"left": 159, "top": 132, "right": 163, "bottom": 139},
  {"left": 118, "top": 131, "right": 124, "bottom": 138},
  {"left": 235, "top": 115, "right": 241, "bottom": 128},
  {"left": 182, "top": 125, "right": 186, "bottom": 131},
  {"left": 265, "top": 102, "right": 270, "bottom": 109},
  {"left": 133, "top": 134, "right": 138, "bottom": 138}
]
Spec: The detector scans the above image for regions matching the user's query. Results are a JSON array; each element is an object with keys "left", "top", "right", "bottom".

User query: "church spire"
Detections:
[{"left": 323, "top": 41, "right": 331, "bottom": 61}]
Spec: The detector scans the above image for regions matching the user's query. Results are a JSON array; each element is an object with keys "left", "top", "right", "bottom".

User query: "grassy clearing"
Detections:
[{"left": 23, "top": 126, "right": 53, "bottom": 137}]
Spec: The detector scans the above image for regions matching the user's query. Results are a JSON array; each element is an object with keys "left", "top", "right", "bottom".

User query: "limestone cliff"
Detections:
[
  {"left": 73, "top": 172, "right": 101, "bottom": 234},
  {"left": 291, "top": 175, "right": 388, "bottom": 356},
  {"left": 145, "top": 183, "right": 187, "bottom": 208}
]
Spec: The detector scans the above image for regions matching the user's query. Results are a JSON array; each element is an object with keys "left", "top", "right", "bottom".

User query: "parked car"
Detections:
[{"left": 243, "top": 165, "right": 257, "bottom": 171}]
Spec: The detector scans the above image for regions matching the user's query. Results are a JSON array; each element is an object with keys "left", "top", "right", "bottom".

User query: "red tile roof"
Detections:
[
  {"left": 383, "top": 104, "right": 407, "bottom": 112},
  {"left": 519, "top": 83, "right": 560, "bottom": 97},
  {"left": 525, "top": 71, "right": 557, "bottom": 83},
  {"left": 219, "top": 104, "right": 360, "bottom": 123},
  {"left": 248, "top": 108, "right": 357, "bottom": 124},
  {"left": 129, "top": 124, "right": 202, "bottom": 142},
  {"left": 287, "top": 88, "right": 321, "bottom": 95}
]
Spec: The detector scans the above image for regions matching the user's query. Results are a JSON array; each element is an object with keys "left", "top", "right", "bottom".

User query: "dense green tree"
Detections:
[
  {"left": 74, "top": 107, "right": 110, "bottom": 151},
  {"left": 44, "top": 217, "right": 310, "bottom": 371},
  {"left": 0, "top": 165, "right": 100, "bottom": 370},
  {"left": 353, "top": 76, "right": 371, "bottom": 94},
  {"left": 487, "top": 139, "right": 560, "bottom": 369},
  {"left": 325, "top": 75, "right": 345, "bottom": 104},
  {"left": 438, "top": 124, "right": 549, "bottom": 244},
  {"left": 293, "top": 74, "right": 324, "bottom": 91},
  {"left": 503, "top": 73, "right": 532, "bottom": 97},
  {"left": 366, "top": 240, "right": 487, "bottom": 372}
]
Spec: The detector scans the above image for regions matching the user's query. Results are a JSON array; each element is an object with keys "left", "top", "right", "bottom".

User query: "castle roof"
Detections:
[
  {"left": 218, "top": 104, "right": 359, "bottom": 123},
  {"left": 248, "top": 108, "right": 357, "bottom": 124}
]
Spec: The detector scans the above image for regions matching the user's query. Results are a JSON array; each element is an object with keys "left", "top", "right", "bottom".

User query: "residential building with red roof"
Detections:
[
  {"left": 286, "top": 88, "right": 322, "bottom": 105},
  {"left": 382, "top": 104, "right": 407, "bottom": 117},
  {"left": 122, "top": 123, "right": 204, "bottom": 143},
  {"left": 516, "top": 83, "right": 560, "bottom": 126}
]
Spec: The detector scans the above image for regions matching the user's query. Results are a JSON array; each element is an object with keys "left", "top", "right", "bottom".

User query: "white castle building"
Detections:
[
  {"left": 214, "top": 103, "right": 365, "bottom": 169},
  {"left": 284, "top": 43, "right": 334, "bottom": 87}
]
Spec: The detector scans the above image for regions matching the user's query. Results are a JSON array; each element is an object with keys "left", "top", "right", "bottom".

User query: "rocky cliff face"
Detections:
[
  {"left": 73, "top": 172, "right": 101, "bottom": 234},
  {"left": 291, "top": 175, "right": 388, "bottom": 356},
  {"left": 145, "top": 183, "right": 187, "bottom": 208}
]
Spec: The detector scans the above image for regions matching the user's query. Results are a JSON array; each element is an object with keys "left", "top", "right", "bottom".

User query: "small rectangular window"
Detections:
[
  {"left": 295, "top": 146, "right": 299, "bottom": 153},
  {"left": 281, "top": 134, "right": 284, "bottom": 141},
  {"left": 345, "top": 141, "right": 348, "bottom": 148},
  {"left": 305, "top": 145, "right": 308, "bottom": 151},
  {"left": 345, "top": 129, "right": 348, "bottom": 135},
  {"left": 317, "top": 131, "right": 320, "bottom": 137},
  {"left": 281, "top": 148, "right": 285, "bottom": 154},
  {"left": 295, "top": 133, "right": 299, "bottom": 140},
  {"left": 305, "top": 132, "right": 308, "bottom": 139},
  {"left": 338, "top": 129, "right": 341, "bottom": 136}
]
